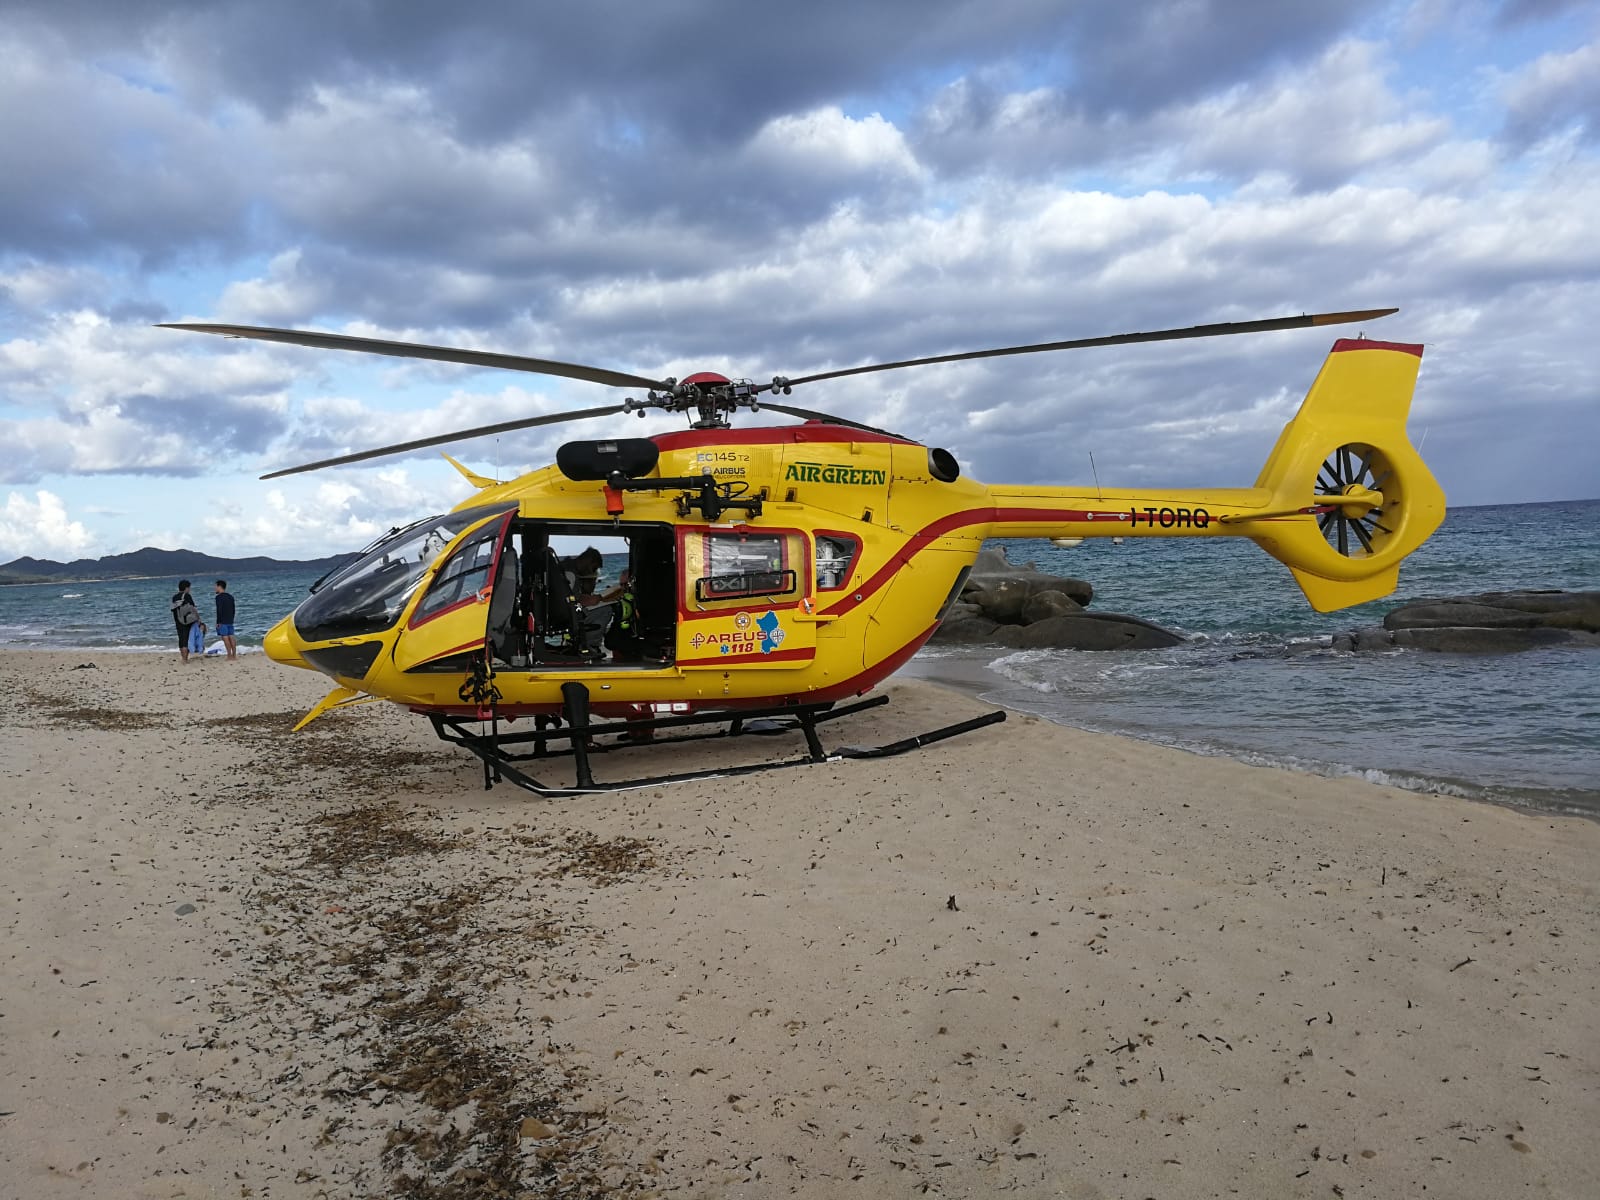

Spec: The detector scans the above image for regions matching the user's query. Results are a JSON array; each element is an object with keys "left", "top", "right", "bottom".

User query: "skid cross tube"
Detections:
[{"left": 427, "top": 689, "right": 1005, "bottom": 796}]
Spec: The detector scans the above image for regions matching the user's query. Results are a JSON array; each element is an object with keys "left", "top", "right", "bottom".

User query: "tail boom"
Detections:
[
  {"left": 983, "top": 486, "right": 1273, "bottom": 539},
  {"left": 978, "top": 338, "right": 1445, "bottom": 613}
]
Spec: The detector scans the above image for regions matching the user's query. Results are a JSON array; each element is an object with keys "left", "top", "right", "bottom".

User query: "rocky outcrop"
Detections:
[
  {"left": 1333, "top": 590, "right": 1600, "bottom": 653},
  {"left": 1384, "top": 590, "right": 1600, "bottom": 632},
  {"left": 929, "top": 546, "right": 1184, "bottom": 651},
  {"left": 992, "top": 612, "right": 1185, "bottom": 651},
  {"left": 934, "top": 616, "right": 1003, "bottom": 644},
  {"left": 1022, "top": 590, "right": 1082, "bottom": 623}
]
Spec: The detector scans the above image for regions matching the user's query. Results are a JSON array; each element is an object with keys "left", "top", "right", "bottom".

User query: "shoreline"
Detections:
[
  {"left": 5, "top": 641, "right": 1593, "bottom": 820},
  {"left": 899, "top": 649, "right": 1600, "bottom": 823},
  {"left": 4, "top": 649, "right": 1598, "bottom": 1197}
]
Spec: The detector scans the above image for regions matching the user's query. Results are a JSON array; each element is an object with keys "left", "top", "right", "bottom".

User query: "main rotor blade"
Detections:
[
  {"left": 259, "top": 405, "right": 627, "bottom": 480},
  {"left": 778, "top": 308, "right": 1398, "bottom": 389},
  {"left": 759, "top": 401, "right": 906, "bottom": 440},
  {"left": 160, "top": 322, "right": 668, "bottom": 391}
]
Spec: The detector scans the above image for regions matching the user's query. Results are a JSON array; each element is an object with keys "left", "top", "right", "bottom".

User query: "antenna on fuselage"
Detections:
[{"left": 1089, "top": 451, "right": 1103, "bottom": 500}]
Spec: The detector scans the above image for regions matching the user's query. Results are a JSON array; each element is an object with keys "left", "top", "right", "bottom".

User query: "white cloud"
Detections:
[
  {"left": 0, "top": 311, "right": 293, "bottom": 481},
  {"left": 0, "top": 262, "right": 116, "bottom": 312},
  {"left": 0, "top": 489, "right": 98, "bottom": 561},
  {"left": 215, "top": 250, "right": 329, "bottom": 325},
  {"left": 1500, "top": 37, "right": 1600, "bottom": 144},
  {"left": 743, "top": 107, "right": 924, "bottom": 184},
  {"left": 1163, "top": 39, "right": 1449, "bottom": 186},
  {"left": 185, "top": 465, "right": 475, "bottom": 559}
]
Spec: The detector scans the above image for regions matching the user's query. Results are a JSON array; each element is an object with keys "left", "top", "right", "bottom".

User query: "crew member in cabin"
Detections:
[{"left": 559, "top": 547, "right": 612, "bottom": 652}]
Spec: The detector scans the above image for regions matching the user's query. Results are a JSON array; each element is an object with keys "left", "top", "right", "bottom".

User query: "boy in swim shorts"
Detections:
[{"left": 214, "top": 580, "right": 238, "bottom": 659}]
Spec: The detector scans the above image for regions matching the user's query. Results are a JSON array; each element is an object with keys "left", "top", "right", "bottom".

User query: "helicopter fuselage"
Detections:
[
  {"left": 161, "top": 312, "right": 1440, "bottom": 763},
  {"left": 265, "top": 421, "right": 1279, "bottom": 719},
  {"left": 266, "top": 332, "right": 1444, "bottom": 726}
]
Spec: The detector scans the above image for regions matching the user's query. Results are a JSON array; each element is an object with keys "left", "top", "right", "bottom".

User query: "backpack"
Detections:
[{"left": 176, "top": 600, "right": 199, "bottom": 626}]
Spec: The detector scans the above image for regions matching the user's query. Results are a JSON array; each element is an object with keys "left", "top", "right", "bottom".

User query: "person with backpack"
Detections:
[{"left": 170, "top": 579, "right": 201, "bottom": 663}]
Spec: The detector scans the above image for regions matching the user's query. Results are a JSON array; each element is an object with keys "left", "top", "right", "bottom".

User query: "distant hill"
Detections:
[{"left": 0, "top": 546, "right": 349, "bottom": 585}]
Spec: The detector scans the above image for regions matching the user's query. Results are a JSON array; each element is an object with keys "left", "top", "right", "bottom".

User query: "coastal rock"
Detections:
[
  {"left": 1476, "top": 589, "right": 1600, "bottom": 615},
  {"left": 932, "top": 599, "right": 1183, "bottom": 650},
  {"left": 1021, "top": 589, "right": 1082, "bottom": 623},
  {"left": 1390, "top": 626, "right": 1600, "bottom": 653},
  {"left": 966, "top": 572, "right": 1094, "bottom": 610},
  {"left": 1384, "top": 590, "right": 1600, "bottom": 633},
  {"left": 932, "top": 616, "right": 1001, "bottom": 643},
  {"left": 1334, "top": 590, "right": 1600, "bottom": 653},
  {"left": 1384, "top": 602, "right": 1543, "bottom": 630},
  {"left": 964, "top": 585, "right": 1030, "bottom": 623},
  {"left": 929, "top": 543, "right": 1180, "bottom": 650},
  {"left": 970, "top": 547, "right": 1017, "bottom": 575},
  {"left": 1354, "top": 627, "right": 1398, "bottom": 653},
  {"left": 994, "top": 612, "right": 1185, "bottom": 651},
  {"left": 964, "top": 544, "right": 1094, "bottom": 607},
  {"left": 1283, "top": 639, "right": 1331, "bottom": 656}
]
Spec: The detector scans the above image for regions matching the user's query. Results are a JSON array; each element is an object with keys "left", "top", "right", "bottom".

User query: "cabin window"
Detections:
[
  {"left": 692, "top": 531, "right": 803, "bottom": 605},
  {"left": 814, "top": 533, "right": 859, "bottom": 590}
]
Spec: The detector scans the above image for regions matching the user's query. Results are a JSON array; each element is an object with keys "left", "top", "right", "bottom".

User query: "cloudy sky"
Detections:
[{"left": 2, "top": 0, "right": 1596, "bottom": 563}]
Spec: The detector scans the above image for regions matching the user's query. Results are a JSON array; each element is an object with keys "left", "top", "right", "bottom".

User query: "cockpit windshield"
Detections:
[{"left": 293, "top": 503, "right": 514, "bottom": 642}]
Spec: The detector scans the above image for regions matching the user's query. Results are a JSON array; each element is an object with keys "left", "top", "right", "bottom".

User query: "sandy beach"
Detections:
[{"left": 2, "top": 648, "right": 1596, "bottom": 1199}]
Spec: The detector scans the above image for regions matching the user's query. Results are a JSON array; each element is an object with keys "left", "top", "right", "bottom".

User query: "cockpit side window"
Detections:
[{"left": 293, "top": 503, "right": 514, "bottom": 642}]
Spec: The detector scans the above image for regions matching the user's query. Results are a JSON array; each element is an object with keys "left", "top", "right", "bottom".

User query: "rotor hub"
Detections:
[{"left": 625, "top": 370, "right": 770, "bottom": 429}]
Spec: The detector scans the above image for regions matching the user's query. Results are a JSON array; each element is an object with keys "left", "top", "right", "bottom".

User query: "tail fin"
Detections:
[{"left": 1230, "top": 339, "right": 1445, "bottom": 612}]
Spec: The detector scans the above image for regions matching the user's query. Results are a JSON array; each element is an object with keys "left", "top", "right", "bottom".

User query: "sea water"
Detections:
[
  {"left": 0, "top": 571, "right": 324, "bottom": 655},
  {"left": 906, "top": 498, "right": 1599, "bottom": 819},
  {"left": 2, "top": 499, "right": 1594, "bottom": 817}
]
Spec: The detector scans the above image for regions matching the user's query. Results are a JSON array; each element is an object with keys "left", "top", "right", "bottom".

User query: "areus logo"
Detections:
[
  {"left": 688, "top": 612, "right": 787, "bottom": 656},
  {"left": 783, "top": 461, "right": 887, "bottom": 485}
]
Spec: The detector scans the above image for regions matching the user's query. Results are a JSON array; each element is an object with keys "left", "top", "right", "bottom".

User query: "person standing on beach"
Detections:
[
  {"left": 170, "top": 579, "right": 200, "bottom": 663},
  {"left": 214, "top": 580, "right": 237, "bottom": 660}
]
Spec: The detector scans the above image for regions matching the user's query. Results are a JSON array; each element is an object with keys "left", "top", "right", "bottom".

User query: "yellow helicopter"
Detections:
[{"left": 162, "top": 308, "right": 1445, "bottom": 793}]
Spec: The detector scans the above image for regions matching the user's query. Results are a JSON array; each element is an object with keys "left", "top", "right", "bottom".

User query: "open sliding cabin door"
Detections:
[
  {"left": 392, "top": 510, "right": 515, "bottom": 673},
  {"left": 675, "top": 526, "right": 817, "bottom": 669}
]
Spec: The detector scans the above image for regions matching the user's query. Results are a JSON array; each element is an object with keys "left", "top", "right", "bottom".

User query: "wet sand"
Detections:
[{"left": 2, "top": 648, "right": 1597, "bottom": 1198}]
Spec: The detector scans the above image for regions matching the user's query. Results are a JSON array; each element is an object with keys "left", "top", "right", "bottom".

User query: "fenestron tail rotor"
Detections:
[
  {"left": 1315, "top": 443, "right": 1392, "bottom": 557},
  {"left": 1234, "top": 338, "right": 1444, "bottom": 612}
]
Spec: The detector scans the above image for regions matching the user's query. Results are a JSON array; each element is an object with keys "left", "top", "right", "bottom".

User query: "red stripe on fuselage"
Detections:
[
  {"left": 675, "top": 646, "right": 816, "bottom": 668},
  {"left": 818, "top": 506, "right": 1126, "bottom": 616},
  {"left": 406, "top": 637, "right": 486, "bottom": 667}
]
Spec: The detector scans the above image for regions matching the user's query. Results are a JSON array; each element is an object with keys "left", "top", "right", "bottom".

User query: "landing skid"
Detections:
[{"left": 428, "top": 682, "right": 1006, "bottom": 796}]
